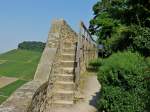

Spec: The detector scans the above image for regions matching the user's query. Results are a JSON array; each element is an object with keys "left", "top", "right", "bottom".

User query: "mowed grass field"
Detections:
[
  {"left": 0, "top": 80, "right": 27, "bottom": 104},
  {"left": 0, "top": 49, "right": 42, "bottom": 104}
]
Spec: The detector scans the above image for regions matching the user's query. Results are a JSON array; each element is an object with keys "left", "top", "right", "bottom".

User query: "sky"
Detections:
[{"left": 0, "top": 0, "right": 97, "bottom": 53}]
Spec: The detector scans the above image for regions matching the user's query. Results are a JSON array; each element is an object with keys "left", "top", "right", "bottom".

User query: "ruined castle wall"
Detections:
[
  {"left": 0, "top": 19, "right": 79, "bottom": 112},
  {"left": 27, "top": 82, "right": 48, "bottom": 112},
  {"left": 34, "top": 19, "right": 78, "bottom": 83},
  {"left": 0, "top": 19, "right": 97, "bottom": 112},
  {"left": 28, "top": 19, "right": 78, "bottom": 112}
]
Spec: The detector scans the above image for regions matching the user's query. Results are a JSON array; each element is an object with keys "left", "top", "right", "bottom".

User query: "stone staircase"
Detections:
[
  {"left": 51, "top": 42, "right": 76, "bottom": 109},
  {"left": 0, "top": 19, "right": 97, "bottom": 112}
]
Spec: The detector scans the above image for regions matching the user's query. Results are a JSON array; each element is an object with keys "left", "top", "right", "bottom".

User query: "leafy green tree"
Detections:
[
  {"left": 89, "top": 0, "right": 150, "bottom": 57},
  {"left": 18, "top": 41, "right": 45, "bottom": 52},
  {"left": 89, "top": 0, "right": 150, "bottom": 111}
]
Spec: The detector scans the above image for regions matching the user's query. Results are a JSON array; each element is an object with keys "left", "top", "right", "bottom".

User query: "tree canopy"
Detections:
[
  {"left": 18, "top": 41, "right": 45, "bottom": 52},
  {"left": 89, "top": 1, "right": 150, "bottom": 111},
  {"left": 89, "top": 0, "right": 150, "bottom": 57}
]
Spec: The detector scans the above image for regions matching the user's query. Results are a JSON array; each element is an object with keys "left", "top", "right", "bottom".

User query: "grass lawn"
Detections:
[
  {"left": 0, "top": 96, "right": 7, "bottom": 104},
  {"left": 0, "top": 49, "right": 42, "bottom": 80},
  {"left": 0, "top": 49, "right": 42, "bottom": 104},
  {"left": 0, "top": 80, "right": 27, "bottom": 104}
]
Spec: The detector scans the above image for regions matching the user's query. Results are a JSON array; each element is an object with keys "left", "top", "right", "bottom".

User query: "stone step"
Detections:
[
  {"left": 59, "top": 67, "right": 74, "bottom": 74},
  {"left": 60, "top": 60, "right": 75, "bottom": 67},
  {"left": 62, "top": 48, "right": 75, "bottom": 54},
  {"left": 63, "top": 42, "right": 76, "bottom": 48},
  {"left": 55, "top": 81, "right": 74, "bottom": 91},
  {"left": 61, "top": 53, "right": 75, "bottom": 61},
  {"left": 55, "top": 74, "right": 74, "bottom": 82},
  {"left": 53, "top": 90, "right": 74, "bottom": 101},
  {"left": 53, "top": 100, "right": 73, "bottom": 108}
]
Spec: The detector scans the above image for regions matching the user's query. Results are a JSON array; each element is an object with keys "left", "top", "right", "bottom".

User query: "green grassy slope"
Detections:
[
  {"left": 0, "top": 80, "right": 27, "bottom": 104},
  {"left": 0, "top": 49, "right": 42, "bottom": 80},
  {"left": 0, "top": 49, "right": 42, "bottom": 104}
]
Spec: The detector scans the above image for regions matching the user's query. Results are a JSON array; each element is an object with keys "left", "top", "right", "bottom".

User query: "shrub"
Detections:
[
  {"left": 146, "top": 57, "right": 150, "bottom": 67},
  {"left": 145, "top": 57, "right": 150, "bottom": 110},
  {"left": 129, "top": 26, "right": 150, "bottom": 57},
  {"left": 97, "top": 51, "right": 149, "bottom": 112},
  {"left": 88, "top": 58, "right": 102, "bottom": 71}
]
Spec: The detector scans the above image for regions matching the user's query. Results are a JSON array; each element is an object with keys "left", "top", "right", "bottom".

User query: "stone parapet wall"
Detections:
[
  {"left": 0, "top": 19, "right": 97, "bottom": 112},
  {"left": 0, "top": 81, "right": 42, "bottom": 112},
  {"left": 34, "top": 19, "right": 78, "bottom": 83},
  {"left": 27, "top": 82, "right": 49, "bottom": 112}
]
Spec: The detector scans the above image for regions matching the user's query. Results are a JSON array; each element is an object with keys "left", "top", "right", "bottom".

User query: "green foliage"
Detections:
[
  {"left": 0, "top": 49, "right": 42, "bottom": 80},
  {"left": 88, "top": 58, "right": 102, "bottom": 71},
  {"left": 89, "top": 0, "right": 150, "bottom": 57},
  {"left": 129, "top": 26, "right": 150, "bottom": 56},
  {"left": 146, "top": 57, "right": 150, "bottom": 67},
  {"left": 97, "top": 52, "right": 149, "bottom": 112},
  {"left": 90, "top": 1, "right": 150, "bottom": 111},
  {"left": 18, "top": 41, "right": 45, "bottom": 52},
  {"left": 0, "top": 96, "right": 7, "bottom": 104},
  {"left": 0, "top": 80, "right": 27, "bottom": 96}
]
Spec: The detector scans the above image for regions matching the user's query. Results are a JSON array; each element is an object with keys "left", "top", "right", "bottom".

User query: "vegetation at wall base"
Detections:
[
  {"left": 88, "top": 58, "right": 102, "bottom": 71},
  {"left": 89, "top": 0, "right": 150, "bottom": 111},
  {"left": 96, "top": 52, "right": 150, "bottom": 112}
]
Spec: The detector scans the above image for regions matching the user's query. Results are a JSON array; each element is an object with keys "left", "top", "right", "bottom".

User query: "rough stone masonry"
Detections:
[{"left": 0, "top": 19, "right": 97, "bottom": 112}]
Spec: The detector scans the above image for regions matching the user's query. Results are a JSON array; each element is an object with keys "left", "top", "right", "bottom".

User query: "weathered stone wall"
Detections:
[
  {"left": 0, "top": 81, "right": 42, "bottom": 112},
  {"left": 27, "top": 82, "right": 48, "bottom": 112},
  {"left": 34, "top": 19, "right": 78, "bottom": 83},
  {"left": 27, "top": 19, "right": 79, "bottom": 112},
  {"left": 0, "top": 19, "right": 97, "bottom": 112}
]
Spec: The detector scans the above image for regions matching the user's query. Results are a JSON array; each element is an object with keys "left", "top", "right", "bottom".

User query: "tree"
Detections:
[
  {"left": 89, "top": 0, "right": 150, "bottom": 57},
  {"left": 89, "top": 0, "right": 150, "bottom": 111},
  {"left": 18, "top": 41, "right": 46, "bottom": 52}
]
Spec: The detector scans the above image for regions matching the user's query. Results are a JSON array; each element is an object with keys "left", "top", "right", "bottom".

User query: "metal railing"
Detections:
[
  {"left": 74, "top": 21, "right": 97, "bottom": 91},
  {"left": 80, "top": 21, "right": 97, "bottom": 46},
  {"left": 74, "top": 41, "right": 81, "bottom": 90}
]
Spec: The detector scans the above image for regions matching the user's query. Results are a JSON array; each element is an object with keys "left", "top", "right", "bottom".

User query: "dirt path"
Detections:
[
  {"left": 52, "top": 72, "right": 101, "bottom": 112},
  {"left": 0, "top": 60, "right": 7, "bottom": 64},
  {"left": 0, "top": 77, "right": 18, "bottom": 88}
]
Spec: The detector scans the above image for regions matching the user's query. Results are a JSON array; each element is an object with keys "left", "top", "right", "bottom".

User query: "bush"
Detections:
[
  {"left": 129, "top": 26, "right": 150, "bottom": 57},
  {"left": 88, "top": 58, "right": 102, "bottom": 71},
  {"left": 145, "top": 57, "right": 150, "bottom": 110},
  {"left": 18, "top": 41, "right": 46, "bottom": 52},
  {"left": 97, "top": 51, "right": 149, "bottom": 112},
  {"left": 146, "top": 57, "right": 150, "bottom": 67}
]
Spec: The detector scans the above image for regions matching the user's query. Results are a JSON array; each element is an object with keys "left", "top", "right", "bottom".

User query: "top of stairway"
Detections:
[{"left": 34, "top": 19, "right": 78, "bottom": 83}]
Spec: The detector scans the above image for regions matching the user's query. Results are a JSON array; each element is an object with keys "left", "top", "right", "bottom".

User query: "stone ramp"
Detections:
[
  {"left": 34, "top": 47, "right": 57, "bottom": 83},
  {"left": 0, "top": 81, "right": 42, "bottom": 112}
]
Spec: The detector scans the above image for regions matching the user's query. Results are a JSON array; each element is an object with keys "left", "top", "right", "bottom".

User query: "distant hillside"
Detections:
[
  {"left": 0, "top": 49, "right": 42, "bottom": 104},
  {"left": 0, "top": 49, "right": 42, "bottom": 80},
  {"left": 18, "top": 41, "right": 46, "bottom": 52}
]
